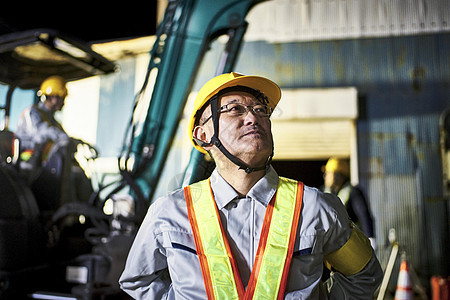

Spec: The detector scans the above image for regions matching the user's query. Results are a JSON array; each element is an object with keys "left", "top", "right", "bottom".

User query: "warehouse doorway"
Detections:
[
  {"left": 271, "top": 160, "right": 327, "bottom": 189},
  {"left": 270, "top": 87, "right": 359, "bottom": 185}
]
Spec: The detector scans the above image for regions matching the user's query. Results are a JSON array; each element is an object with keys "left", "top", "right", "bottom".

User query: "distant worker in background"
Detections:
[
  {"left": 322, "top": 157, "right": 376, "bottom": 249},
  {"left": 16, "top": 75, "right": 91, "bottom": 209},
  {"left": 16, "top": 75, "right": 69, "bottom": 159},
  {"left": 120, "top": 72, "right": 382, "bottom": 299}
]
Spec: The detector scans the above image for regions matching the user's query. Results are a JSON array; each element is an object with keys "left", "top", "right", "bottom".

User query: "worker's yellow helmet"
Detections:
[
  {"left": 37, "top": 76, "right": 68, "bottom": 98},
  {"left": 324, "top": 157, "right": 350, "bottom": 178},
  {"left": 188, "top": 72, "right": 281, "bottom": 154}
]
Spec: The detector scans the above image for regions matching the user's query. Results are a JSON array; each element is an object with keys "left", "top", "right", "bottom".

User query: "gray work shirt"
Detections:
[
  {"left": 119, "top": 166, "right": 382, "bottom": 299},
  {"left": 15, "top": 102, "right": 68, "bottom": 150}
]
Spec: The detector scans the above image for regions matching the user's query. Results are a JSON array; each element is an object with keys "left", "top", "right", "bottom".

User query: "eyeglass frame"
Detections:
[{"left": 201, "top": 102, "right": 273, "bottom": 125}]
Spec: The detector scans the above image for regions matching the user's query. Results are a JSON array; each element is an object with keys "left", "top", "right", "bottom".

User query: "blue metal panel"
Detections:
[
  {"left": 235, "top": 34, "right": 450, "bottom": 116},
  {"left": 206, "top": 33, "right": 450, "bottom": 280}
]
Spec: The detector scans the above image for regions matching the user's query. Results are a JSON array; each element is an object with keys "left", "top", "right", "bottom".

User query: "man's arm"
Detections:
[
  {"left": 19, "top": 106, "right": 69, "bottom": 146},
  {"left": 119, "top": 200, "right": 172, "bottom": 299},
  {"left": 33, "top": 114, "right": 69, "bottom": 145},
  {"left": 328, "top": 253, "right": 382, "bottom": 299},
  {"left": 323, "top": 195, "right": 383, "bottom": 299},
  {"left": 324, "top": 224, "right": 383, "bottom": 299}
]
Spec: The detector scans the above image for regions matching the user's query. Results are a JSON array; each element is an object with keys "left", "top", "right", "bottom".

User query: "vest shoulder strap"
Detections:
[{"left": 185, "top": 176, "right": 304, "bottom": 300}]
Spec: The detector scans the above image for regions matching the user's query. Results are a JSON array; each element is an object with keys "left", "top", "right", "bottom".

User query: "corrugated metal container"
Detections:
[
  {"left": 245, "top": 0, "right": 450, "bottom": 42},
  {"left": 194, "top": 32, "right": 450, "bottom": 290},
  {"left": 360, "top": 115, "right": 447, "bottom": 282}
]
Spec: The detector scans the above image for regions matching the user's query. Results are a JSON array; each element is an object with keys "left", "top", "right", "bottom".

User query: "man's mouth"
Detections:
[{"left": 241, "top": 127, "right": 265, "bottom": 138}]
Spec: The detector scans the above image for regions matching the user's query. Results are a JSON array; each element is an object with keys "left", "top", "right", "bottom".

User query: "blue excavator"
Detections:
[{"left": 0, "top": 0, "right": 267, "bottom": 298}]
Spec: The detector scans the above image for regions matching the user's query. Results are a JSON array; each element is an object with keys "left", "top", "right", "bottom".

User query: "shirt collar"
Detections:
[{"left": 210, "top": 165, "right": 279, "bottom": 210}]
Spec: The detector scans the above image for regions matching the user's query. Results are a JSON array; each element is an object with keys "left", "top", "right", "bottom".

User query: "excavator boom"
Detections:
[{"left": 122, "top": 0, "right": 267, "bottom": 205}]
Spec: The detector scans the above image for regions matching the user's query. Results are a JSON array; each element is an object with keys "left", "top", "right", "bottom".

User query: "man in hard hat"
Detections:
[
  {"left": 16, "top": 75, "right": 70, "bottom": 156},
  {"left": 322, "top": 157, "right": 376, "bottom": 249},
  {"left": 119, "top": 73, "right": 382, "bottom": 299},
  {"left": 15, "top": 76, "right": 92, "bottom": 209}
]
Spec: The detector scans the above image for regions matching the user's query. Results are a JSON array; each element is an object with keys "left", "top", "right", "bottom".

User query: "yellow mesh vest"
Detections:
[{"left": 184, "top": 177, "right": 304, "bottom": 299}]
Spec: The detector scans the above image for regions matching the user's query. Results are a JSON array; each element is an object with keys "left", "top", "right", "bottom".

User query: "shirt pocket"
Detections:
[
  {"left": 164, "top": 230, "right": 197, "bottom": 256},
  {"left": 286, "top": 232, "right": 325, "bottom": 292},
  {"left": 163, "top": 230, "right": 206, "bottom": 298},
  {"left": 293, "top": 231, "right": 325, "bottom": 257}
]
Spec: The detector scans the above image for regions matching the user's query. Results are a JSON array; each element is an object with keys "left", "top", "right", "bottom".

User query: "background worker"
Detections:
[
  {"left": 16, "top": 75, "right": 70, "bottom": 156},
  {"left": 16, "top": 75, "right": 91, "bottom": 209},
  {"left": 119, "top": 72, "right": 382, "bottom": 299},
  {"left": 322, "top": 157, "right": 376, "bottom": 249}
]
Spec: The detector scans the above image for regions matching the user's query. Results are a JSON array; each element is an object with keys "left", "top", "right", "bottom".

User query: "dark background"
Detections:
[{"left": 0, "top": 2, "right": 158, "bottom": 43}]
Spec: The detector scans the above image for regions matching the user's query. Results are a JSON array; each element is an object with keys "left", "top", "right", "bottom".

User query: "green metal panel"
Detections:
[{"left": 123, "top": 0, "right": 267, "bottom": 206}]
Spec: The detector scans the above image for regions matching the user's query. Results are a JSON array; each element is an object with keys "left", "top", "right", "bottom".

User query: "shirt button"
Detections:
[{"left": 225, "top": 199, "right": 238, "bottom": 210}]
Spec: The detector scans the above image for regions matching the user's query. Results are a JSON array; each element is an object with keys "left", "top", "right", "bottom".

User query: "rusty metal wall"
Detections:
[
  {"left": 192, "top": 33, "right": 450, "bottom": 285},
  {"left": 358, "top": 114, "right": 448, "bottom": 283},
  {"left": 245, "top": 0, "right": 450, "bottom": 42}
]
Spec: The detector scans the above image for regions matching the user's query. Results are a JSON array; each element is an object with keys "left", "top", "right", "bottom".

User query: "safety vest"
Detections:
[
  {"left": 337, "top": 183, "right": 352, "bottom": 206},
  {"left": 184, "top": 177, "right": 304, "bottom": 300}
]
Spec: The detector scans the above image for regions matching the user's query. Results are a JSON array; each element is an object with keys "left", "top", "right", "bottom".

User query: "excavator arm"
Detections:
[{"left": 121, "top": 0, "right": 267, "bottom": 208}]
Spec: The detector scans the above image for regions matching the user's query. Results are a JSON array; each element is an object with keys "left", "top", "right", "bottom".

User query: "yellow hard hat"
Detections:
[
  {"left": 188, "top": 72, "right": 281, "bottom": 154},
  {"left": 324, "top": 157, "right": 350, "bottom": 178},
  {"left": 37, "top": 76, "right": 68, "bottom": 98}
]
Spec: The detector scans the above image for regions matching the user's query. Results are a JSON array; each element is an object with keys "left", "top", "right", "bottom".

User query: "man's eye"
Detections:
[
  {"left": 228, "top": 105, "right": 245, "bottom": 113},
  {"left": 254, "top": 106, "right": 266, "bottom": 113}
]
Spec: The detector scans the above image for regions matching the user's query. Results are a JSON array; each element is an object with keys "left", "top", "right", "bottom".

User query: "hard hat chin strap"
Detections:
[{"left": 202, "top": 92, "right": 273, "bottom": 174}]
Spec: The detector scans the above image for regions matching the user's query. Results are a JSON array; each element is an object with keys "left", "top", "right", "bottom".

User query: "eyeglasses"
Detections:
[{"left": 202, "top": 103, "right": 273, "bottom": 125}]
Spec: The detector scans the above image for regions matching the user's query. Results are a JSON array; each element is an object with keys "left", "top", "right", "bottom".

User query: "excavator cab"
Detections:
[{"left": 0, "top": 29, "right": 124, "bottom": 299}]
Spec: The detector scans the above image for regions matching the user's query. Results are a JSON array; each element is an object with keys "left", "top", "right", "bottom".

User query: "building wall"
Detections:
[{"left": 220, "top": 33, "right": 450, "bottom": 283}]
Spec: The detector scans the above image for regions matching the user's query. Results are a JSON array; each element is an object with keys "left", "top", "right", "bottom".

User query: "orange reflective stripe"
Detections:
[
  {"left": 244, "top": 194, "right": 275, "bottom": 300},
  {"left": 185, "top": 177, "right": 303, "bottom": 299},
  {"left": 185, "top": 180, "right": 244, "bottom": 299},
  {"left": 184, "top": 185, "right": 215, "bottom": 299},
  {"left": 247, "top": 178, "right": 304, "bottom": 300},
  {"left": 278, "top": 180, "right": 304, "bottom": 298}
]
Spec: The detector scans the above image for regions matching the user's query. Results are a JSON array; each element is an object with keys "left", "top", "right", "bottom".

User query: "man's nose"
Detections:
[{"left": 242, "top": 108, "right": 259, "bottom": 124}]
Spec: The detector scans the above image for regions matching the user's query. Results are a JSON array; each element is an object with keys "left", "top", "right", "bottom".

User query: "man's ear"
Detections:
[{"left": 193, "top": 125, "right": 212, "bottom": 151}]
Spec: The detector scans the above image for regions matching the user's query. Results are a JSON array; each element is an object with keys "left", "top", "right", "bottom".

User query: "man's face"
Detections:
[
  {"left": 323, "top": 171, "right": 336, "bottom": 190},
  {"left": 46, "top": 95, "right": 65, "bottom": 112},
  {"left": 323, "top": 171, "right": 346, "bottom": 193},
  {"left": 195, "top": 91, "right": 274, "bottom": 167}
]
